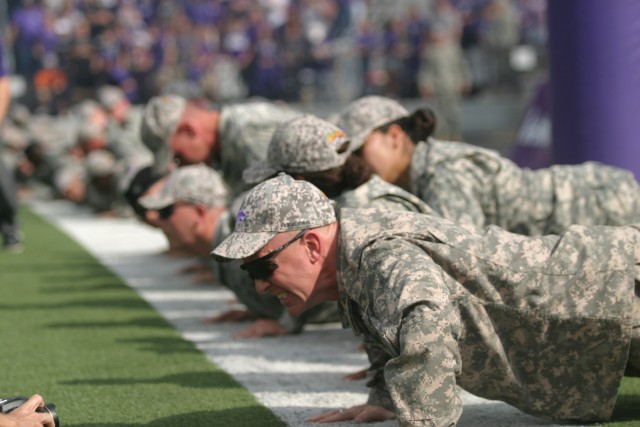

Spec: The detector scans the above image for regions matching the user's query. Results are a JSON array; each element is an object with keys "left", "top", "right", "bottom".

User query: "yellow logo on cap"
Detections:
[{"left": 327, "top": 130, "right": 345, "bottom": 145}]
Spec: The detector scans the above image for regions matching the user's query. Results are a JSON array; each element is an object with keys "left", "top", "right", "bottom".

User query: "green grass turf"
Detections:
[
  {"left": 0, "top": 206, "right": 285, "bottom": 427},
  {"left": 608, "top": 380, "right": 640, "bottom": 426}
]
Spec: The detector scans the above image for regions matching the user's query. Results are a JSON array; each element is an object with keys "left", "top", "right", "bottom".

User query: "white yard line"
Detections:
[{"left": 30, "top": 199, "right": 574, "bottom": 427}]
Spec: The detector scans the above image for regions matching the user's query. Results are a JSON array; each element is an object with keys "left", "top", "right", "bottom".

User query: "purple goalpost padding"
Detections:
[{"left": 547, "top": 0, "right": 640, "bottom": 178}]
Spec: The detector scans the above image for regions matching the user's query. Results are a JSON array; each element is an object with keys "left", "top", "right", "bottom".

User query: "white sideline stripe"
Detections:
[
  {"left": 29, "top": 199, "right": 573, "bottom": 427},
  {"left": 139, "top": 290, "right": 231, "bottom": 301}
]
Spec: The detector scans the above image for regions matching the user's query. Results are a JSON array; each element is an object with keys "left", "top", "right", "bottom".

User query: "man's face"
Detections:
[
  {"left": 109, "top": 99, "right": 130, "bottom": 124},
  {"left": 360, "top": 125, "right": 411, "bottom": 184},
  {"left": 244, "top": 231, "right": 322, "bottom": 317},
  {"left": 81, "top": 137, "right": 107, "bottom": 153},
  {"left": 155, "top": 201, "right": 201, "bottom": 253},
  {"left": 169, "top": 121, "right": 213, "bottom": 166},
  {"left": 92, "top": 108, "right": 109, "bottom": 130},
  {"left": 64, "top": 177, "right": 86, "bottom": 203}
]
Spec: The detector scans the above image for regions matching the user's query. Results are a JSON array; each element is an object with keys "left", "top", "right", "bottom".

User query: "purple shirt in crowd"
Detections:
[
  {"left": 10, "top": 5, "right": 46, "bottom": 46},
  {"left": 0, "top": 42, "right": 6, "bottom": 77},
  {"left": 183, "top": 0, "right": 225, "bottom": 26}
]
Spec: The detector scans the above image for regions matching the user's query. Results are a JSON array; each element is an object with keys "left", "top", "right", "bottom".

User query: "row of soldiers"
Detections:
[
  {"left": 9, "top": 90, "right": 640, "bottom": 426},
  {"left": 2, "top": 85, "right": 152, "bottom": 217}
]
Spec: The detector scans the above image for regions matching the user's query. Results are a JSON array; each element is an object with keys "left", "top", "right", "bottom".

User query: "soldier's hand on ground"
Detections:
[
  {"left": 233, "top": 319, "right": 288, "bottom": 338},
  {"left": 308, "top": 404, "right": 395, "bottom": 423},
  {"left": 190, "top": 270, "right": 217, "bottom": 285},
  {"left": 177, "top": 261, "right": 207, "bottom": 275},
  {"left": 204, "top": 309, "right": 257, "bottom": 323},
  {"left": 161, "top": 246, "right": 192, "bottom": 257},
  {"left": 342, "top": 367, "right": 368, "bottom": 381}
]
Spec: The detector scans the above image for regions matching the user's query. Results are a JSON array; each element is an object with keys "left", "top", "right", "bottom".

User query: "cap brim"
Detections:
[
  {"left": 347, "top": 131, "right": 368, "bottom": 153},
  {"left": 242, "top": 161, "right": 280, "bottom": 184},
  {"left": 210, "top": 230, "right": 277, "bottom": 262},
  {"left": 138, "top": 191, "right": 176, "bottom": 210}
]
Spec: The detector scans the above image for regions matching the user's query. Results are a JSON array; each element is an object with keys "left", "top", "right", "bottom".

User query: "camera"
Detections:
[{"left": 0, "top": 396, "right": 59, "bottom": 427}]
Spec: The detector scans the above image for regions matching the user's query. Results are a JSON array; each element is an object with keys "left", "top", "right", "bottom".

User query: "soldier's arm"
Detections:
[
  {"left": 362, "top": 333, "right": 394, "bottom": 410},
  {"left": 419, "top": 164, "right": 487, "bottom": 228},
  {"left": 363, "top": 239, "right": 463, "bottom": 427},
  {"left": 386, "top": 303, "right": 462, "bottom": 427}
]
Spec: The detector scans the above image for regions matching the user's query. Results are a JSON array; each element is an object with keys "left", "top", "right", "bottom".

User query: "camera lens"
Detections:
[{"left": 37, "top": 403, "right": 59, "bottom": 427}]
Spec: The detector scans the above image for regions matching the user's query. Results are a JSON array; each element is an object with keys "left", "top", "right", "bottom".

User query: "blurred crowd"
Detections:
[
  {"left": 1, "top": 86, "right": 151, "bottom": 218},
  {"left": 3, "top": 0, "right": 547, "bottom": 115},
  {"left": 0, "top": 0, "right": 550, "bottom": 232}
]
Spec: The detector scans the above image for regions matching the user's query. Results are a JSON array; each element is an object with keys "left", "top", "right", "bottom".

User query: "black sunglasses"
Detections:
[
  {"left": 157, "top": 203, "right": 175, "bottom": 220},
  {"left": 241, "top": 229, "right": 308, "bottom": 281}
]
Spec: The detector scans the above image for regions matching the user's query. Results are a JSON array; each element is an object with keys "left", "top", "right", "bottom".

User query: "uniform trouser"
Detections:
[
  {"left": 626, "top": 278, "right": 640, "bottom": 376},
  {"left": 0, "top": 155, "right": 19, "bottom": 243}
]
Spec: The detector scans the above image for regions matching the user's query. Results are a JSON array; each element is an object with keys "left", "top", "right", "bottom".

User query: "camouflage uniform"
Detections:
[
  {"left": 105, "top": 105, "right": 152, "bottom": 163},
  {"left": 28, "top": 113, "right": 76, "bottom": 178},
  {"left": 212, "top": 174, "right": 640, "bottom": 426},
  {"left": 336, "top": 95, "right": 640, "bottom": 235},
  {"left": 98, "top": 86, "right": 151, "bottom": 162},
  {"left": 215, "top": 100, "right": 301, "bottom": 196},
  {"left": 243, "top": 115, "right": 435, "bottom": 215},
  {"left": 84, "top": 149, "right": 120, "bottom": 214},
  {"left": 334, "top": 174, "right": 435, "bottom": 214},
  {"left": 337, "top": 207, "right": 640, "bottom": 425},
  {"left": 140, "top": 95, "right": 300, "bottom": 197},
  {"left": 411, "top": 138, "right": 640, "bottom": 234}
]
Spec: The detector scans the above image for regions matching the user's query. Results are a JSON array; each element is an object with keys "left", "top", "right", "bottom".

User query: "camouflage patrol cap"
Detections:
[
  {"left": 139, "top": 95, "right": 187, "bottom": 173},
  {"left": 1, "top": 124, "right": 28, "bottom": 150},
  {"left": 243, "top": 115, "right": 351, "bottom": 184},
  {"left": 97, "top": 85, "right": 126, "bottom": 110},
  {"left": 335, "top": 95, "right": 408, "bottom": 152},
  {"left": 73, "top": 100, "right": 103, "bottom": 121},
  {"left": 10, "top": 103, "right": 31, "bottom": 127},
  {"left": 77, "top": 120, "right": 105, "bottom": 142},
  {"left": 138, "top": 163, "right": 228, "bottom": 210},
  {"left": 54, "top": 162, "right": 86, "bottom": 193},
  {"left": 86, "top": 149, "right": 116, "bottom": 177},
  {"left": 211, "top": 173, "right": 337, "bottom": 261}
]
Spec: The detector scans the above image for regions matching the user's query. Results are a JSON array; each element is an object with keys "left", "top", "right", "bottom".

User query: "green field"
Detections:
[
  {"left": 2, "top": 206, "right": 640, "bottom": 426},
  {"left": 0, "top": 207, "right": 285, "bottom": 427}
]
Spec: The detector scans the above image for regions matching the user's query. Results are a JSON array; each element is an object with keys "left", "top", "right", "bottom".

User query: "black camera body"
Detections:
[{"left": 0, "top": 396, "right": 59, "bottom": 427}]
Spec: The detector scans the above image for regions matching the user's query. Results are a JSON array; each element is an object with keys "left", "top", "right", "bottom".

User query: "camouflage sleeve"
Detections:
[
  {"left": 418, "top": 164, "right": 487, "bottom": 227},
  {"left": 386, "top": 305, "right": 462, "bottom": 426},
  {"left": 369, "top": 195, "right": 434, "bottom": 215},
  {"left": 363, "top": 334, "right": 395, "bottom": 410},
  {"left": 362, "top": 238, "right": 463, "bottom": 426}
]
